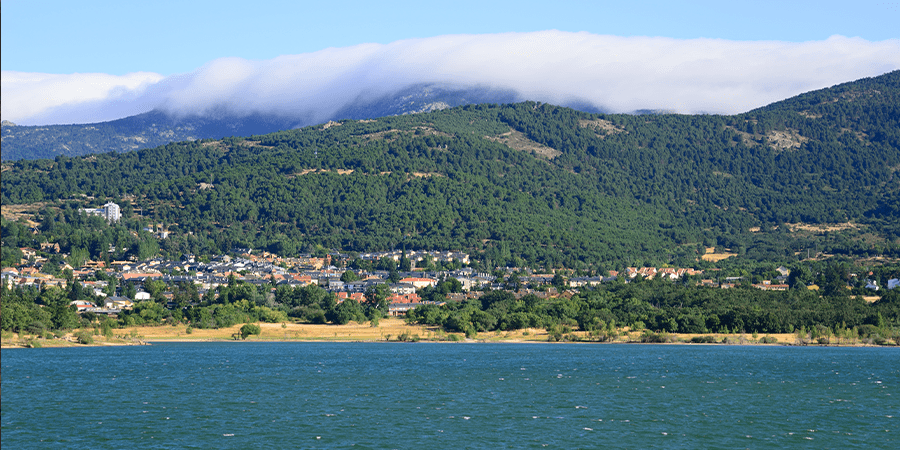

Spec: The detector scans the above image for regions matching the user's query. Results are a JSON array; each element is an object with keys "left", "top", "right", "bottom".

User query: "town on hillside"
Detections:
[
  {"left": 7, "top": 240, "right": 899, "bottom": 320},
  {"left": 4, "top": 241, "right": 730, "bottom": 315}
]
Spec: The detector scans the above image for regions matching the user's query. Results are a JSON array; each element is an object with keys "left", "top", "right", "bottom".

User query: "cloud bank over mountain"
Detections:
[{"left": 4, "top": 31, "right": 899, "bottom": 125}]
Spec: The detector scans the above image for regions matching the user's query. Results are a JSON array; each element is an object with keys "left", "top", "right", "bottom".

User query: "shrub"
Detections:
[
  {"left": 239, "top": 323, "right": 261, "bottom": 340},
  {"left": 101, "top": 320, "right": 114, "bottom": 338},
  {"left": 397, "top": 331, "right": 420, "bottom": 342},
  {"left": 690, "top": 336, "right": 717, "bottom": 343},
  {"left": 185, "top": 326, "right": 193, "bottom": 334},
  {"left": 857, "top": 324, "right": 880, "bottom": 339},
  {"left": 74, "top": 331, "right": 94, "bottom": 345},
  {"left": 640, "top": 330, "right": 674, "bottom": 343},
  {"left": 759, "top": 336, "right": 778, "bottom": 344},
  {"left": 27, "top": 321, "right": 47, "bottom": 336}
]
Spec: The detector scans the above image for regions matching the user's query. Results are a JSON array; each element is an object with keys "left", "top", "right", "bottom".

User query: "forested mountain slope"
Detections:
[
  {"left": 2, "top": 71, "right": 898, "bottom": 268},
  {"left": 1, "top": 84, "right": 528, "bottom": 161}
]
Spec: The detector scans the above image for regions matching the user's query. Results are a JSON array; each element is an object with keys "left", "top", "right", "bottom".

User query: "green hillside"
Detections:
[{"left": 2, "top": 71, "right": 899, "bottom": 268}]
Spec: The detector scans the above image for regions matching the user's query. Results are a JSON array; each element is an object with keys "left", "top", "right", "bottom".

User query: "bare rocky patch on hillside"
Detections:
[
  {"left": 726, "top": 125, "right": 808, "bottom": 151},
  {"left": 578, "top": 119, "right": 626, "bottom": 138},
  {"left": 766, "top": 128, "right": 808, "bottom": 151},
  {"left": 486, "top": 128, "right": 561, "bottom": 159}
]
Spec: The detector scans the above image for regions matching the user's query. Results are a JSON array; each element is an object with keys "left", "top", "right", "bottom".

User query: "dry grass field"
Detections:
[
  {"left": 3, "top": 319, "right": 878, "bottom": 348},
  {"left": 131, "top": 318, "right": 442, "bottom": 341},
  {"left": 701, "top": 247, "right": 737, "bottom": 262}
]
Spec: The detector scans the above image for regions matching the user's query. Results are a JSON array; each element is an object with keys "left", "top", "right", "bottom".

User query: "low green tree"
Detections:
[
  {"left": 74, "top": 330, "right": 94, "bottom": 344},
  {"left": 239, "top": 323, "right": 261, "bottom": 340}
]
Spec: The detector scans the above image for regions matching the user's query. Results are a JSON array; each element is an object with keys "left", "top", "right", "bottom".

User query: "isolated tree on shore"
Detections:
[{"left": 239, "top": 323, "right": 261, "bottom": 340}]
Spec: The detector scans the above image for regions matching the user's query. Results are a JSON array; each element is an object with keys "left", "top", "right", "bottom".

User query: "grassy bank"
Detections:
[{"left": 4, "top": 319, "right": 893, "bottom": 348}]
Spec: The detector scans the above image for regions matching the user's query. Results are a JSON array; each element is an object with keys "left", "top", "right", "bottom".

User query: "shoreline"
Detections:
[{"left": 2, "top": 319, "right": 889, "bottom": 348}]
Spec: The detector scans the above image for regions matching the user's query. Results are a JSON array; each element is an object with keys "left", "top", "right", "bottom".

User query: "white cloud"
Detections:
[
  {"left": 1, "top": 71, "right": 165, "bottom": 124},
  {"left": 3, "top": 31, "right": 900, "bottom": 125}
]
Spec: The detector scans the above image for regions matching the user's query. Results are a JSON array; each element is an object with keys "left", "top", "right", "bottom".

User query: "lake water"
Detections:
[{"left": 2, "top": 342, "right": 897, "bottom": 449}]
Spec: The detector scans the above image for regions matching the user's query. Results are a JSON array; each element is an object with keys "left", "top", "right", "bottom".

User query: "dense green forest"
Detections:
[{"left": 2, "top": 71, "right": 899, "bottom": 268}]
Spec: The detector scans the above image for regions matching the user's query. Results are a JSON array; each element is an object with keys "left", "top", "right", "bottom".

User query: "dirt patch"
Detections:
[
  {"left": 702, "top": 247, "right": 736, "bottom": 262},
  {"left": 786, "top": 222, "right": 860, "bottom": 233},
  {"left": 355, "top": 126, "right": 450, "bottom": 143},
  {"left": 1, "top": 203, "right": 47, "bottom": 225},
  {"left": 287, "top": 169, "right": 355, "bottom": 178},
  {"left": 287, "top": 169, "right": 440, "bottom": 179},
  {"left": 702, "top": 253, "right": 736, "bottom": 262},
  {"left": 200, "top": 140, "right": 230, "bottom": 152},
  {"left": 485, "top": 128, "right": 561, "bottom": 159},
  {"left": 578, "top": 119, "right": 626, "bottom": 137},
  {"left": 356, "top": 128, "right": 405, "bottom": 142}
]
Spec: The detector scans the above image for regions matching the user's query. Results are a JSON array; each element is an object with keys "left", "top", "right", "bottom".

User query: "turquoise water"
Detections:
[{"left": 2, "top": 343, "right": 897, "bottom": 449}]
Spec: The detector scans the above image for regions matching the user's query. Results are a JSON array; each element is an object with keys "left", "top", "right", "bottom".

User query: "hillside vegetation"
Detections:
[{"left": 2, "top": 71, "right": 899, "bottom": 268}]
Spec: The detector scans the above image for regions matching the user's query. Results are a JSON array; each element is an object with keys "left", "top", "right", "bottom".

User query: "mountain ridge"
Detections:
[
  {"left": 8, "top": 71, "right": 895, "bottom": 162},
  {"left": 3, "top": 83, "right": 596, "bottom": 161}
]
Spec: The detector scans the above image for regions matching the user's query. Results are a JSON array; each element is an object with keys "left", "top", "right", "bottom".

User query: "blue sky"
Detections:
[
  {"left": 2, "top": 0, "right": 899, "bottom": 125},
  {"left": 3, "top": 0, "right": 897, "bottom": 75}
]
